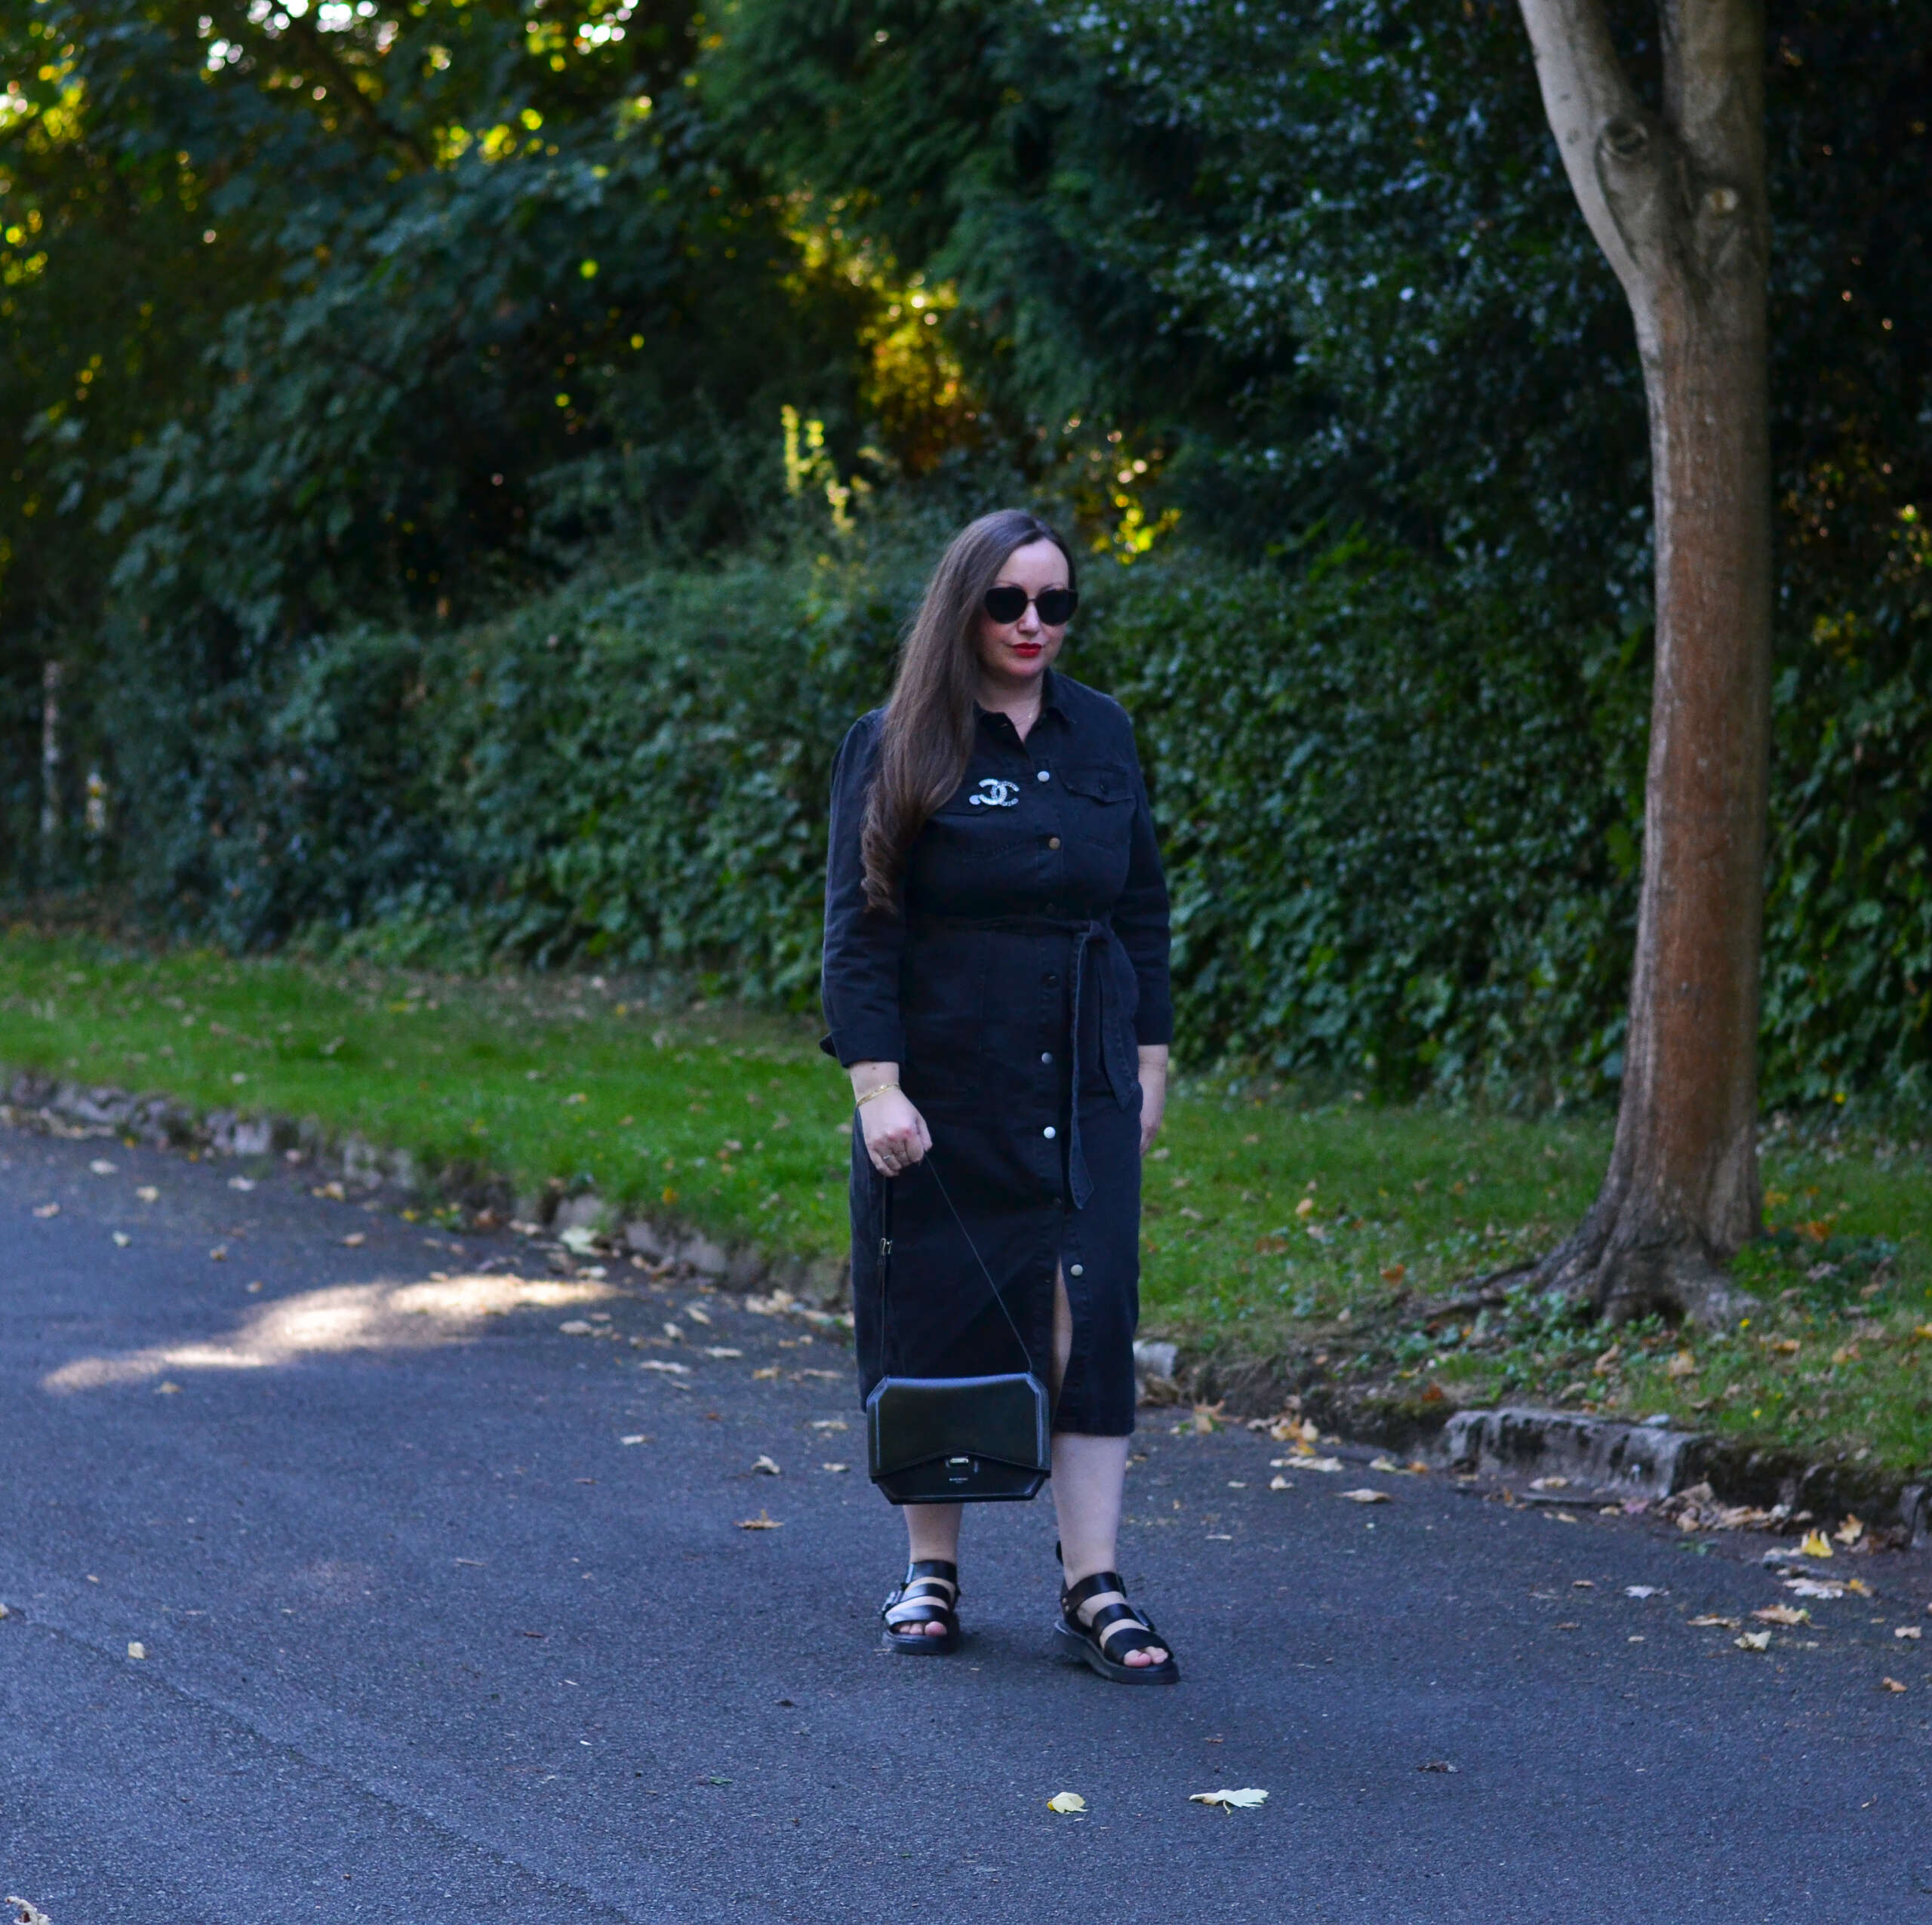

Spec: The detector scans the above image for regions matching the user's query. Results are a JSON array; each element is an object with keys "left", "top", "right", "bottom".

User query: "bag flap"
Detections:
[{"left": 867, "top": 1373, "right": 1050, "bottom": 1478}]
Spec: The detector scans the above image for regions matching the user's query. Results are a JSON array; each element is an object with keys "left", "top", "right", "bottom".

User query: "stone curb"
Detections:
[{"left": 1142, "top": 1345, "right": 1931, "bottom": 1544}]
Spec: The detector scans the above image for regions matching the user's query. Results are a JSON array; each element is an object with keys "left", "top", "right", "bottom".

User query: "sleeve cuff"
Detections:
[
  {"left": 823, "top": 1023, "right": 906, "bottom": 1069},
  {"left": 1134, "top": 1010, "right": 1174, "bottom": 1048}
]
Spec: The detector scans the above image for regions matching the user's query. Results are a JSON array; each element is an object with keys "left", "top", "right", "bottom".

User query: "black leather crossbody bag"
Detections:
[{"left": 865, "top": 1157, "right": 1051, "bottom": 1505}]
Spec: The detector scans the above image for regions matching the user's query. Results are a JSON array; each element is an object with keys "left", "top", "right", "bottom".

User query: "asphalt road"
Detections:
[{"left": 3, "top": 1118, "right": 1930, "bottom": 1924}]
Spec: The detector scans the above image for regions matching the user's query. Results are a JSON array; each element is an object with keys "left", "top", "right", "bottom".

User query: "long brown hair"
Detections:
[{"left": 860, "top": 509, "right": 1076, "bottom": 914}]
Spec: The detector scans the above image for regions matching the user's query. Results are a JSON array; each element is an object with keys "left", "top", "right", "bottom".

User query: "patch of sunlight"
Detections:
[{"left": 42, "top": 1273, "right": 619, "bottom": 1392}]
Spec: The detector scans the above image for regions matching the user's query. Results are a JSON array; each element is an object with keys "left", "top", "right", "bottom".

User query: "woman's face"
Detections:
[{"left": 974, "top": 539, "right": 1071, "bottom": 690}]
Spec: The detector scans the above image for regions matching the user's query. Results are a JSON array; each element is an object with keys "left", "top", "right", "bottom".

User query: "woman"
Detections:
[{"left": 820, "top": 508, "right": 1178, "bottom": 1684}]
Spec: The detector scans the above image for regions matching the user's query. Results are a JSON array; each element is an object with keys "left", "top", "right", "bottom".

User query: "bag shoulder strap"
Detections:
[{"left": 877, "top": 1152, "right": 1038, "bottom": 1379}]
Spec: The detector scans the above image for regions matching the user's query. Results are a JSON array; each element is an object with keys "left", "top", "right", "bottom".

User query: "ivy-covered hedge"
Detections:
[{"left": 88, "top": 530, "right": 1932, "bottom": 1108}]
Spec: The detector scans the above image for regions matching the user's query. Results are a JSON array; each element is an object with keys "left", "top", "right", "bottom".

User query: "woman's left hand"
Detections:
[{"left": 1137, "top": 1046, "right": 1168, "bottom": 1157}]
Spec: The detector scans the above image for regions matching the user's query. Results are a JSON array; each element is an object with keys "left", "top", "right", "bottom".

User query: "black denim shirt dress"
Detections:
[{"left": 820, "top": 670, "right": 1173, "bottom": 1437}]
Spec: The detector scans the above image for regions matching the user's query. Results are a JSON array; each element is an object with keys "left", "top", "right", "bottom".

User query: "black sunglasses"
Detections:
[{"left": 983, "top": 584, "right": 1078, "bottom": 626}]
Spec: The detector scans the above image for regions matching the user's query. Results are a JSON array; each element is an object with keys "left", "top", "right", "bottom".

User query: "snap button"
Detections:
[
  {"left": 1047, "top": 835, "right": 1061, "bottom": 850},
  {"left": 1040, "top": 1051, "right": 1053, "bottom": 1065},
  {"left": 1037, "top": 768, "right": 1051, "bottom": 782},
  {"left": 1043, "top": 973, "right": 1059, "bottom": 986},
  {"left": 1069, "top": 1263, "right": 1084, "bottom": 1278},
  {"left": 1043, "top": 1126, "right": 1057, "bottom": 1140}
]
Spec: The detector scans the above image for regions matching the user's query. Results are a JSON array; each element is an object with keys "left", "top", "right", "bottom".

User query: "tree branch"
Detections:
[{"left": 1515, "top": 0, "right": 1671, "bottom": 304}]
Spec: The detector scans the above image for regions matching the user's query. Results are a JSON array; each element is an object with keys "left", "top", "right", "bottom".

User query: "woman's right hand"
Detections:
[{"left": 851, "top": 1066, "right": 932, "bottom": 1178}]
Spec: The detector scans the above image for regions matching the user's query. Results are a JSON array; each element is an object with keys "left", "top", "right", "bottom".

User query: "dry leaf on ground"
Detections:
[
  {"left": 1189, "top": 1788, "right": 1268, "bottom": 1810},
  {"left": 736, "top": 1511, "right": 782, "bottom": 1530},
  {"left": 752, "top": 1455, "right": 782, "bottom": 1475},
  {"left": 127, "top": 1641, "right": 146, "bottom": 1659},
  {"left": 752, "top": 1366, "right": 781, "bottom": 1381},
  {"left": 1835, "top": 1514, "right": 1865, "bottom": 1546},
  {"left": 821, "top": 1462, "right": 849, "bottom": 1473},
  {"left": 558, "top": 1320, "right": 593, "bottom": 1335},
  {"left": 1735, "top": 1630, "right": 1772, "bottom": 1651},
  {"left": 341, "top": 1233, "right": 365, "bottom": 1249},
  {"left": 1046, "top": 1792, "right": 1087, "bottom": 1815},
  {"left": 1275, "top": 1456, "right": 1345, "bottom": 1473},
  {"left": 1881, "top": 1677, "right": 1908, "bottom": 1693},
  {"left": 1894, "top": 1625, "right": 1923, "bottom": 1640},
  {"left": 1338, "top": 1488, "right": 1390, "bottom": 1504},
  {"left": 638, "top": 1360, "right": 691, "bottom": 1375},
  {"left": 1783, "top": 1579, "right": 1846, "bottom": 1599},
  {"left": 620, "top": 1434, "right": 648, "bottom": 1446},
  {"left": 1625, "top": 1585, "right": 1663, "bottom": 1599},
  {"left": 1690, "top": 1615, "right": 1741, "bottom": 1628},
  {"left": 703, "top": 1346, "right": 743, "bottom": 1359},
  {"left": 31, "top": 1204, "right": 60, "bottom": 1219},
  {"left": 1799, "top": 1531, "right": 1834, "bottom": 1558},
  {"left": 7, "top": 1897, "right": 54, "bottom": 1925},
  {"left": 1268, "top": 1475, "right": 1294, "bottom": 1491},
  {"left": 1752, "top": 1604, "right": 1810, "bottom": 1626}
]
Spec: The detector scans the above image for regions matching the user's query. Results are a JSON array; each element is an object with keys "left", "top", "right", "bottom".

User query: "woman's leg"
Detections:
[{"left": 1048, "top": 1268, "right": 1167, "bottom": 1667}]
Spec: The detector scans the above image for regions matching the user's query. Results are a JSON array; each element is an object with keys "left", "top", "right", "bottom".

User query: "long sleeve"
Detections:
[
  {"left": 820, "top": 712, "right": 908, "bottom": 1066},
  {"left": 1114, "top": 730, "right": 1174, "bottom": 1047}
]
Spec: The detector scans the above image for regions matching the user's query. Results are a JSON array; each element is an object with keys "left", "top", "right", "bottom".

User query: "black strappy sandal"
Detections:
[
  {"left": 1055, "top": 1569, "right": 1180, "bottom": 1685},
  {"left": 880, "top": 1560, "right": 962, "bottom": 1655}
]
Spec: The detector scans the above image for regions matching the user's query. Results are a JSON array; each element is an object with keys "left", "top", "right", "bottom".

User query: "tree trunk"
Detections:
[
  {"left": 40, "top": 658, "right": 63, "bottom": 883},
  {"left": 1516, "top": 0, "right": 1770, "bottom": 1327}
]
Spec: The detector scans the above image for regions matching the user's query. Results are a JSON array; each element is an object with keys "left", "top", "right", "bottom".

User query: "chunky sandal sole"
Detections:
[
  {"left": 1052, "top": 1616, "right": 1180, "bottom": 1684},
  {"left": 884, "top": 1625, "right": 961, "bottom": 1656}
]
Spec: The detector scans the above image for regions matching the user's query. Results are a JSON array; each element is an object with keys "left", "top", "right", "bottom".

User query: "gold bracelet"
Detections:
[{"left": 854, "top": 1083, "right": 901, "bottom": 1109}]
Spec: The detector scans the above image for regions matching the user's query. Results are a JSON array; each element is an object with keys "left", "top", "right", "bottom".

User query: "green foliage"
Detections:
[{"left": 88, "top": 518, "right": 1930, "bottom": 1109}]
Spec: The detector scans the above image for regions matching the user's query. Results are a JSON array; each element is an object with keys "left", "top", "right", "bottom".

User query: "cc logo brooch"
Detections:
[{"left": 968, "top": 778, "right": 1021, "bottom": 809}]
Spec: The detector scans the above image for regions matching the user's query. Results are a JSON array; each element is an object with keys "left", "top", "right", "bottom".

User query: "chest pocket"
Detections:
[{"left": 1057, "top": 764, "right": 1135, "bottom": 844}]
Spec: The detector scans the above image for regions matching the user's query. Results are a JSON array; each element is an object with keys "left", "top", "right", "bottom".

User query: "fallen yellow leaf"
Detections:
[
  {"left": 1847, "top": 1577, "right": 1873, "bottom": 1596},
  {"left": 752, "top": 1366, "right": 780, "bottom": 1380},
  {"left": 735, "top": 1511, "right": 782, "bottom": 1530},
  {"left": 1834, "top": 1514, "right": 1865, "bottom": 1546},
  {"left": 1799, "top": 1530, "right": 1833, "bottom": 1558},
  {"left": 1046, "top": 1792, "right": 1087, "bottom": 1815}
]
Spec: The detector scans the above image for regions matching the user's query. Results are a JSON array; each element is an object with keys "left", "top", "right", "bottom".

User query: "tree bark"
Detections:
[
  {"left": 40, "top": 658, "right": 62, "bottom": 882},
  {"left": 1516, "top": 0, "right": 1771, "bottom": 1327}
]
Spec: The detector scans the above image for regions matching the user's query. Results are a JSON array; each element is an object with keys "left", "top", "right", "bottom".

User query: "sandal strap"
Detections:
[
  {"left": 884, "top": 1598, "right": 953, "bottom": 1627},
  {"left": 1062, "top": 1570, "right": 1127, "bottom": 1611},
  {"left": 1082, "top": 1602, "right": 1161, "bottom": 1653},
  {"left": 881, "top": 1561, "right": 961, "bottom": 1628}
]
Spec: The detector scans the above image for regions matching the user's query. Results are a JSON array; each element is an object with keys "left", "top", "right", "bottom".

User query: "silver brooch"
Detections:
[{"left": 968, "top": 778, "right": 1020, "bottom": 809}]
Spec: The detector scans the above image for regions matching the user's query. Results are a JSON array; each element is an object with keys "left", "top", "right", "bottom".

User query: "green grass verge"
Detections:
[{"left": 5, "top": 925, "right": 1929, "bottom": 1475}]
